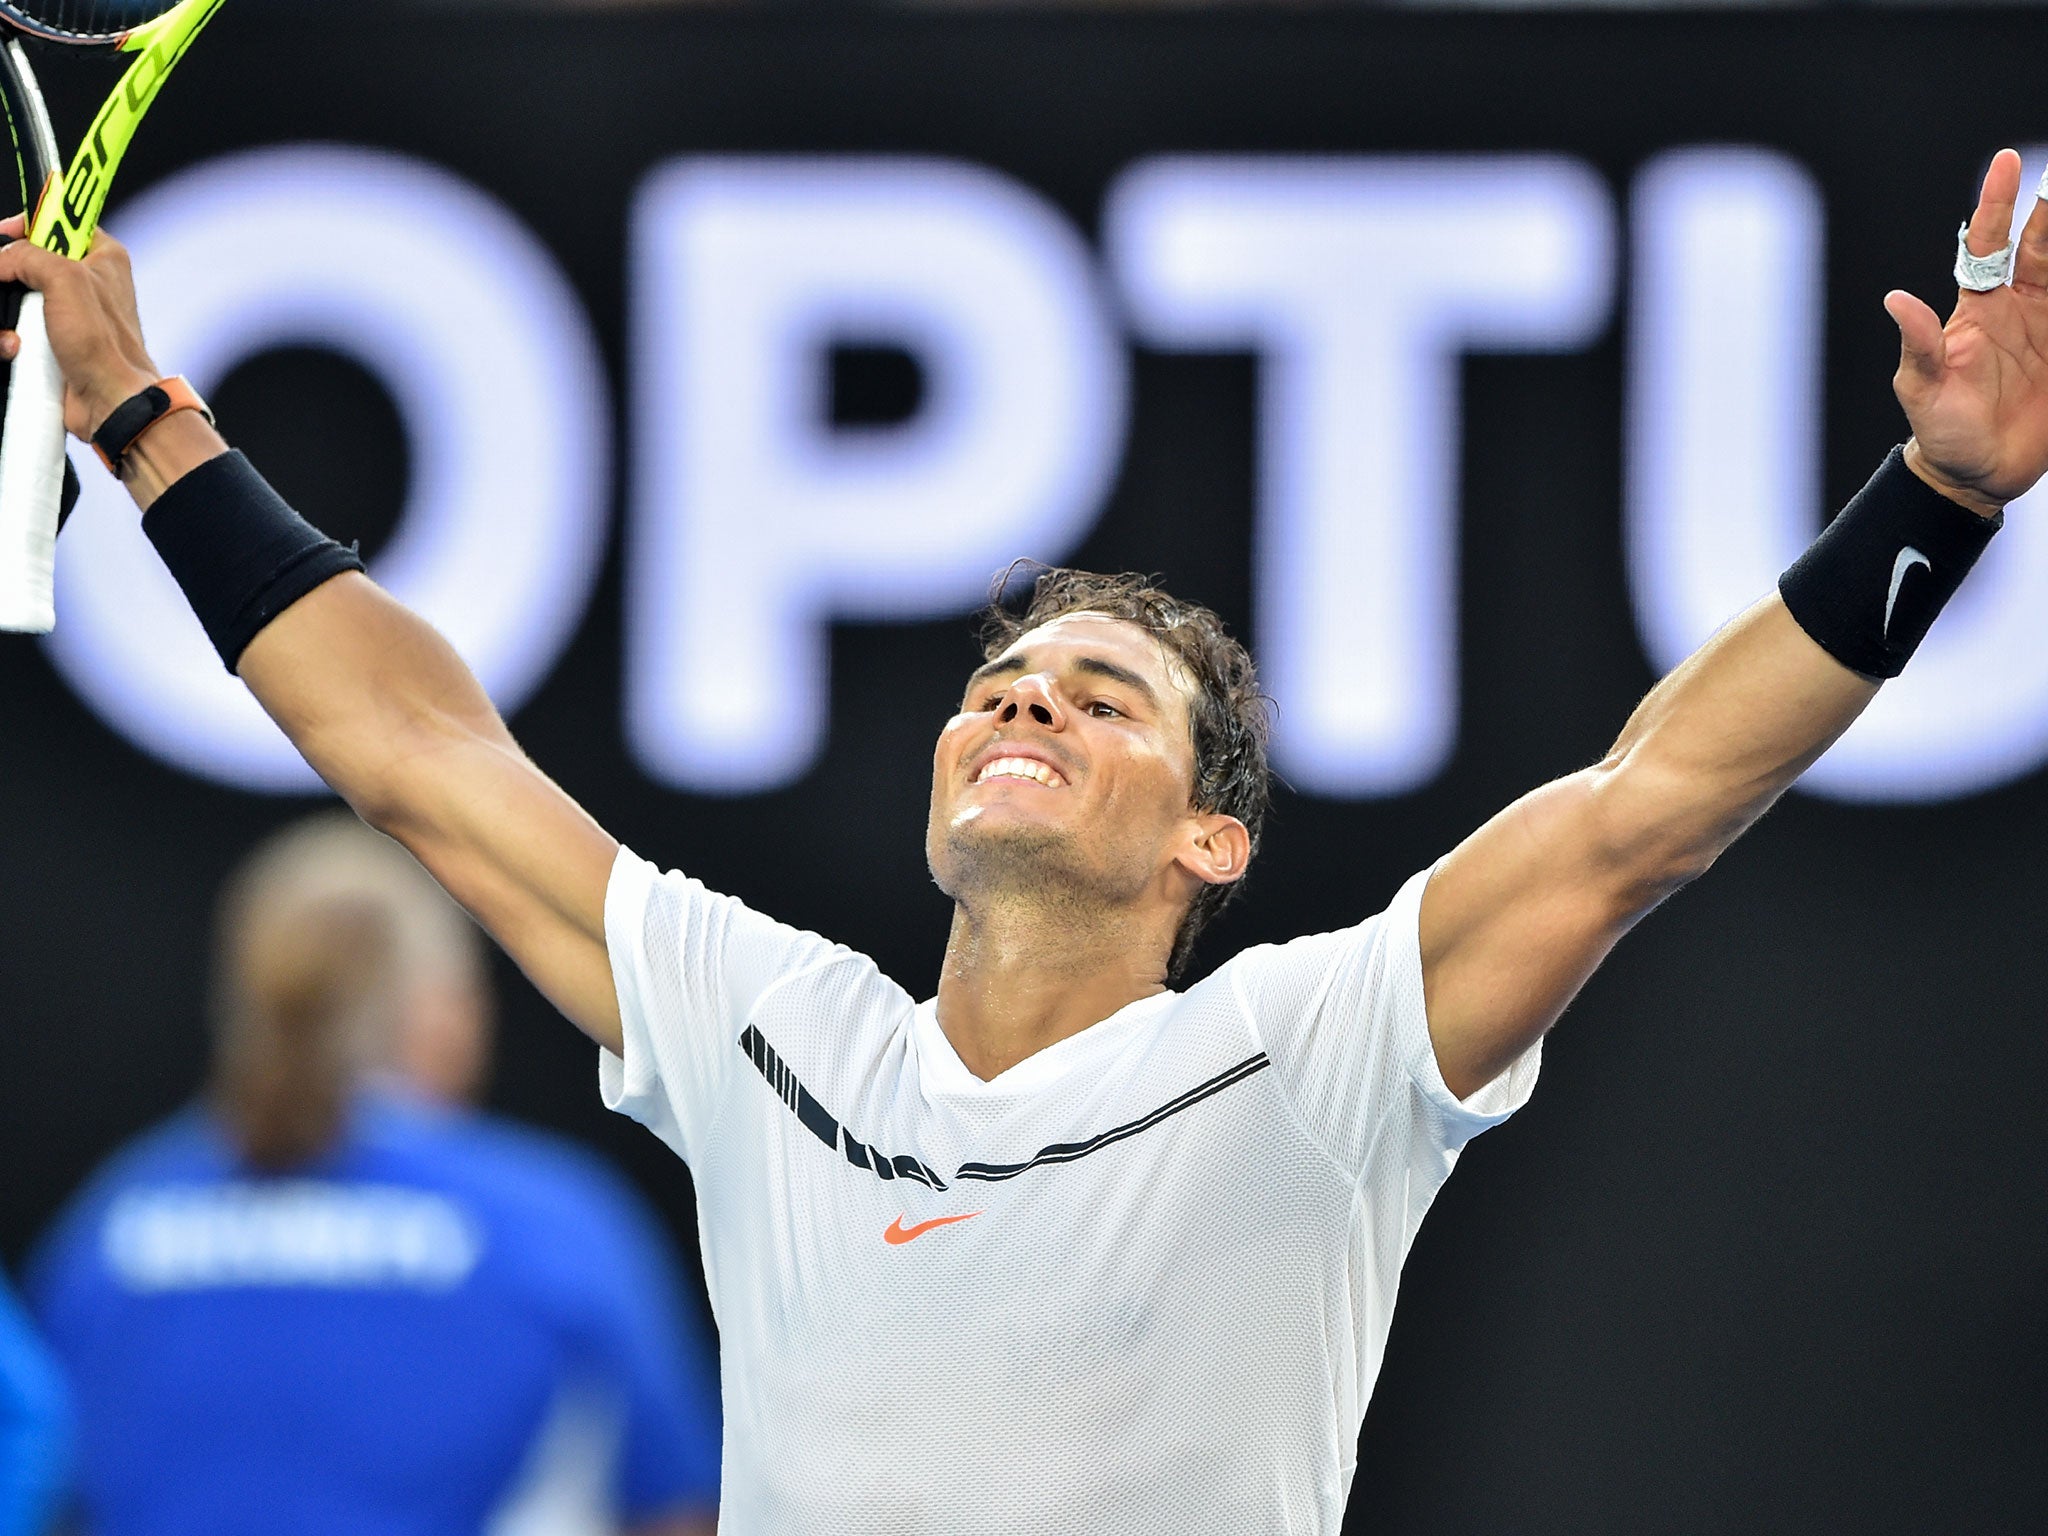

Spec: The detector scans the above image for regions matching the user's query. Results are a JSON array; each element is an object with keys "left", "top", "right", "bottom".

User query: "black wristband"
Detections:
[
  {"left": 142, "top": 451, "right": 365, "bottom": 672},
  {"left": 1778, "top": 447, "right": 2001, "bottom": 679}
]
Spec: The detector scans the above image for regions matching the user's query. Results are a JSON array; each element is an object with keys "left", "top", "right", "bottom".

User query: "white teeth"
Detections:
[{"left": 975, "top": 756, "right": 1064, "bottom": 787}]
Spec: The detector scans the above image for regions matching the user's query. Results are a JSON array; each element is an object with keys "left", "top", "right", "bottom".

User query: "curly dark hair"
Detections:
[{"left": 979, "top": 566, "right": 1273, "bottom": 979}]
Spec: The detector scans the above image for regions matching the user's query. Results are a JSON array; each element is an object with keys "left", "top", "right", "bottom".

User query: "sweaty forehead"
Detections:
[{"left": 1012, "top": 611, "right": 1158, "bottom": 656}]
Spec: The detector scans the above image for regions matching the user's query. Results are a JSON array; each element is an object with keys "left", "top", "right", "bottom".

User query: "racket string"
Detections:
[{"left": 2, "top": 3, "right": 185, "bottom": 44}]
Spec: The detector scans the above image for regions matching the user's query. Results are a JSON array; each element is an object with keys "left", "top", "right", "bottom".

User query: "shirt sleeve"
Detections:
[
  {"left": 599, "top": 846, "right": 848, "bottom": 1165},
  {"left": 0, "top": 1271, "right": 70, "bottom": 1536},
  {"left": 1223, "top": 865, "right": 1542, "bottom": 1195}
]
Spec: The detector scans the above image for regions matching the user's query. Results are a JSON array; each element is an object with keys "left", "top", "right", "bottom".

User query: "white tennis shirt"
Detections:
[{"left": 599, "top": 848, "right": 1541, "bottom": 1535}]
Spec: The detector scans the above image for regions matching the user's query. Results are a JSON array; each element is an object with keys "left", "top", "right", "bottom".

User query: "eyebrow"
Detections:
[{"left": 966, "top": 652, "right": 1161, "bottom": 710}]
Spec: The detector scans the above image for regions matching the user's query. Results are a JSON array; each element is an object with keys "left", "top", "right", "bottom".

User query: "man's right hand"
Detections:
[{"left": 0, "top": 216, "right": 164, "bottom": 441}]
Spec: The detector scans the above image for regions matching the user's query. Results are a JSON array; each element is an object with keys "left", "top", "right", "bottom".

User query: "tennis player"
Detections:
[{"left": 4, "top": 150, "right": 2045, "bottom": 1534}]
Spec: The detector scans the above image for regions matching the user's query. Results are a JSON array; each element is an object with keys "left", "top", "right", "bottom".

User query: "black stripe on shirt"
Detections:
[
  {"left": 738, "top": 1026, "right": 948, "bottom": 1190},
  {"left": 952, "top": 1052, "right": 1273, "bottom": 1183}
]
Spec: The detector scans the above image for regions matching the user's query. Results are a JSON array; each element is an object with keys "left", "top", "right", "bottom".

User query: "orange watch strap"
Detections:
[{"left": 92, "top": 375, "right": 215, "bottom": 475}]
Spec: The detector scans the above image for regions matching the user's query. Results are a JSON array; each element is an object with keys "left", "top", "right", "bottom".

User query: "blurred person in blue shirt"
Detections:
[
  {"left": 0, "top": 1274, "right": 66, "bottom": 1536},
  {"left": 30, "top": 814, "right": 720, "bottom": 1536}
]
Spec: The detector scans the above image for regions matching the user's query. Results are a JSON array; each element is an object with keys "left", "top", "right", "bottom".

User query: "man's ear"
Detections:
[{"left": 1178, "top": 812, "right": 1251, "bottom": 888}]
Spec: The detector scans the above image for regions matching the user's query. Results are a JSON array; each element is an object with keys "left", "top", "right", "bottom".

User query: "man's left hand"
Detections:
[{"left": 1888, "top": 147, "right": 2048, "bottom": 518}]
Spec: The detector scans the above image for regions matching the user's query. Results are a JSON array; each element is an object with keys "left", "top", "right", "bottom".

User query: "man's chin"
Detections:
[{"left": 932, "top": 818, "right": 1090, "bottom": 900}]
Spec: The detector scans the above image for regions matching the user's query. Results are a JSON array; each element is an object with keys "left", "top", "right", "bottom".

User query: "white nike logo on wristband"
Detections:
[{"left": 1884, "top": 546, "right": 1932, "bottom": 639}]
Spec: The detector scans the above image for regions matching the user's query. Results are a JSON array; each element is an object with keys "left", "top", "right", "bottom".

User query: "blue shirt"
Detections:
[
  {"left": 0, "top": 1273, "right": 67, "bottom": 1536},
  {"left": 30, "top": 1093, "right": 719, "bottom": 1536}
]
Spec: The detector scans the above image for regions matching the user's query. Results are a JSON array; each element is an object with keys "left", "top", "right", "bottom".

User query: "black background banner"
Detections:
[{"left": 5, "top": 12, "right": 2048, "bottom": 1532}]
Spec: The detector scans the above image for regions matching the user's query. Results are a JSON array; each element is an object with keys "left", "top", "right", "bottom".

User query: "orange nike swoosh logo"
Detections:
[{"left": 883, "top": 1211, "right": 983, "bottom": 1245}]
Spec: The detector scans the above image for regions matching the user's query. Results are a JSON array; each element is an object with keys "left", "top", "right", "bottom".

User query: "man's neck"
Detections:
[{"left": 934, "top": 897, "right": 1171, "bottom": 1081}]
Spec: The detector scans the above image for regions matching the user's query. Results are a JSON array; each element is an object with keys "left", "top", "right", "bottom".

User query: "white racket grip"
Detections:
[{"left": 0, "top": 292, "right": 68, "bottom": 634}]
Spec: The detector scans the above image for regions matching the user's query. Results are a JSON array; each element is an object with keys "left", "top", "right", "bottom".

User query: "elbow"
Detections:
[
  {"left": 323, "top": 759, "right": 411, "bottom": 844},
  {"left": 1631, "top": 843, "right": 1721, "bottom": 910},
  {"left": 325, "top": 711, "right": 495, "bottom": 846},
  {"left": 1583, "top": 754, "right": 1729, "bottom": 913},
  {"left": 346, "top": 781, "right": 406, "bottom": 840}
]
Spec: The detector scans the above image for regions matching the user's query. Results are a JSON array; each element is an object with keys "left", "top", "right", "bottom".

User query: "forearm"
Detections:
[
  {"left": 238, "top": 573, "right": 511, "bottom": 830},
  {"left": 1597, "top": 441, "right": 2002, "bottom": 895},
  {"left": 113, "top": 412, "right": 517, "bottom": 845},
  {"left": 1591, "top": 593, "right": 1877, "bottom": 900},
  {"left": 1421, "top": 594, "right": 1879, "bottom": 1096},
  {"left": 112, "top": 396, "right": 569, "bottom": 867}
]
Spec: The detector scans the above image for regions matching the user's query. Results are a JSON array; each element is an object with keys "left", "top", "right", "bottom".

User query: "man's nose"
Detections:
[{"left": 998, "top": 674, "right": 1064, "bottom": 728}]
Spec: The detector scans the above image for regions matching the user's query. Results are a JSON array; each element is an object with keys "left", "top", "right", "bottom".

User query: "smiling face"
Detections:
[{"left": 927, "top": 612, "right": 1245, "bottom": 933}]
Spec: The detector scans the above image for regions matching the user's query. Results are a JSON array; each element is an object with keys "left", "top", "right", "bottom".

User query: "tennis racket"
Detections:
[{"left": 0, "top": 0, "right": 223, "bottom": 635}]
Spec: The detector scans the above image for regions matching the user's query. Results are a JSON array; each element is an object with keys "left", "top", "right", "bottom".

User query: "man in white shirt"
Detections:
[{"left": 5, "top": 150, "right": 2045, "bottom": 1534}]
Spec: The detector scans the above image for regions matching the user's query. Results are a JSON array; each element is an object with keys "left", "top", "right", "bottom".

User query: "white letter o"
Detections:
[{"left": 46, "top": 145, "right": 608, "bottom": 793}]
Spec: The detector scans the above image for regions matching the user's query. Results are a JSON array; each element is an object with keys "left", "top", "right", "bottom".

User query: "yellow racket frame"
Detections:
[{"left": 26, "top": 0, "right": 225, "bottom": 259}]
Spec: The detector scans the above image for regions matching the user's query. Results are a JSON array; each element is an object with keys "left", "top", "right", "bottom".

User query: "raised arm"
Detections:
[
  {"left": 238, "top": 574, "right": 623, "bottom": 1052},
  {"left": 1420, "top": 149, "right": 2048, "bottom": 1099},
  {"left": 0, "top": 220, "right": 624, "bottom": 1052}
]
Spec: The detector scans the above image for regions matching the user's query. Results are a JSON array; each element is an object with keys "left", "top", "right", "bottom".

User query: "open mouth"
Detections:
[{"left": 972, "top": 756, "right": 1067, "bottom": 789}]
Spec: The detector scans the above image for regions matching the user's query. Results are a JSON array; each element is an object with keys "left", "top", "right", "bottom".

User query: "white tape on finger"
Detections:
[
  {"left": 0, "top": 292, "right": 68, "bottom": 634},
  {"left": 1955, "top": 223, "right": 2019, "bottom": 291}
]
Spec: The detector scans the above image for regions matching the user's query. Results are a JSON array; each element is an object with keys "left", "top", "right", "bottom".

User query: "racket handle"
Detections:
[{"left": 0, "top": 292, "right": 68, "bottom": 634}]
